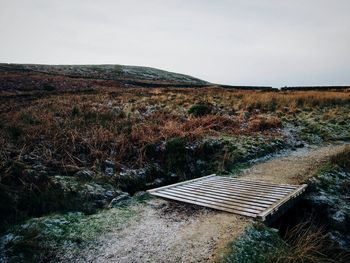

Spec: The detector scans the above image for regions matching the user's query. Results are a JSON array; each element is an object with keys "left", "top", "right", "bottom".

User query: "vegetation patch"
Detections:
[
  {"left": 0, "top": 201, "right": 141, "bottom": 262},
  {"left": 221, "top": 222, "right": 349, "bottom": 263}
]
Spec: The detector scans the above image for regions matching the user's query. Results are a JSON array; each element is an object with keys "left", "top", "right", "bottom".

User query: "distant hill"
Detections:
[
  {"left": 0, "top": 63, "right": 278, "bottom": 93},
  {"left": 281, "top": 86, "right": 350, "bottom": 91},
  {"left": 0, "top": 63, "right": 209, "bottom": 86}
]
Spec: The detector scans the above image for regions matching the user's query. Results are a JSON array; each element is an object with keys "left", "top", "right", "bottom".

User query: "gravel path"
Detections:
[{"left": 59, "top": 143, "right": 348, "bottom": 263}]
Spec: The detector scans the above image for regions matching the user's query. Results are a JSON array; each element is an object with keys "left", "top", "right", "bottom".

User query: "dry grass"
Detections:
[
  {"left": 272, "top": 222, "right": 350, "bottom": 263},
  {"left": 238, "top": 90, "right": 350, "bottom": 112},
  {"left": 1, "top": 88, "right": 349, "bottom": 171}
]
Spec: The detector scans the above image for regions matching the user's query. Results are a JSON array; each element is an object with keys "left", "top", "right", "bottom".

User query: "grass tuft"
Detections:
[{"left": 330, "top": 145, "right": 350, "bottom": 171}]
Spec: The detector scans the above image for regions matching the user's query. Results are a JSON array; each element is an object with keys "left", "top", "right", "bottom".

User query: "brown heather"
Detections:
[{"left": 0, "top": 87, "right": 349, "bottom": 170}]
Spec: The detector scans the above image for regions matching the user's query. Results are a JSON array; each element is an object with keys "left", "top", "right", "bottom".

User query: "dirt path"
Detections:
[
  {"left": 241, "top": 142, "right": 348, "bottom": 185},
  {"left": 59, "top": 143, "right": 348, "bottom": 263}
]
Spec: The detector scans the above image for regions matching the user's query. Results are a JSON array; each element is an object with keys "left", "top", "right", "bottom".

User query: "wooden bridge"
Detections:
[{"left": 147, "top": 174, "right": 307, "bottom": 222}]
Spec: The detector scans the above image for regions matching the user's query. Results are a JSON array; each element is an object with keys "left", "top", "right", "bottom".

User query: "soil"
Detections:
[{"left": 57, "top": 143, "right": 348, "bottom": 263}]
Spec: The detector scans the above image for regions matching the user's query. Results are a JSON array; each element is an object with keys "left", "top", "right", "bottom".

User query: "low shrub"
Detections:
[{"left": 188, "top": 103, "right": 212, "bottom": 117}]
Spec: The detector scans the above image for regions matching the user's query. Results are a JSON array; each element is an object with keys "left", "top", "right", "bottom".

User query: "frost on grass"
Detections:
[{"left": 0, "top": 206, "right": 138, "bottom": 263}]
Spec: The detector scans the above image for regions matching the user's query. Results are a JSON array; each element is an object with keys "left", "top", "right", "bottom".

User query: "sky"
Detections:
[{"left": 0, "top": 0, "right": 350, "bottom": 87}]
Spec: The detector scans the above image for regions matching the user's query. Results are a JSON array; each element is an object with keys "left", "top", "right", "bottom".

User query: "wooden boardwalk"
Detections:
[{"left": 147, "top": 174, "right": 307, "bottom": 221}]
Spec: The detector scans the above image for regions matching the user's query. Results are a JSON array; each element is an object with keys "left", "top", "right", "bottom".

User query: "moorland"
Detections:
[{"left": 0, "top": 64, "right": 349, "bottom": 262}]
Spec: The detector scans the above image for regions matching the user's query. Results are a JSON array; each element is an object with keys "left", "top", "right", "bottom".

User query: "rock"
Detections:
[
  {"left": 52, "top": 176, "right": 124, "bottom": 212},
  {"left": 105, "top": 159, "right": 115, "bottom": 168},
  {"left": 330, "top": 210, "right": 348, "bottom": 232},
  {"left": 109, "top": 192, "right": 130, "bottom": 207},
  {"left": 118, "top": 168, "right": 147, "bottom": 191},
  {"left": 104, "top": 160, "right": 116, "bottom": 176},
  {"left": 81, "top": 183, "right": 124, "bottom": 210},
  {"left": 22, "top": 154, "right": 37, "bottom": 163},
  {"left": 304, "top": 192, "right": 336, "bottom": 208},
  {"left": 133, "top": 191, "right": 148, "bottom": 199},
  {"left": 75, "top": 169, "right": 94, "bottom": 180},
  {"left": 328, "top": 231, "right": 349, "bottom": 250},
  {"left": 32, "top": 164, "right": 47, "bottom": 171},
  {"left": 153, "top": 178, "right": 165, "bottom": 186},
  {"left": 146, "top": 178, "right": 165, "bottom": 188},
  {"left": 52, "top": 175, "right": 79, "bottom": 191},
  {"left": 105, "top": 167, "right": 114, "bottom": 177},
  {"left": 169, "top": 173, "right": 178, "bottom": 179},
  {"left": 294, "top": 141, "right": 304, "bottom": 148}
]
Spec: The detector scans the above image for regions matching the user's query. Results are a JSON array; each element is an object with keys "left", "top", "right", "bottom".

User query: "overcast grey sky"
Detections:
[{"left": 1, "top": 0, "right": 349, "bottom": 86}]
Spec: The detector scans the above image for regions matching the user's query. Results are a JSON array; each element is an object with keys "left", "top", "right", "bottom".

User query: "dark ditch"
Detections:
[{"left": 270, "top": 165, "right": 350, "bottom": 261}]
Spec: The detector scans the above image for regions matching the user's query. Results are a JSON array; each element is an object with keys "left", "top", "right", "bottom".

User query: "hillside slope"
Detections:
[{"left": 0, "top": 63, "right": 209, "bottom": 85}]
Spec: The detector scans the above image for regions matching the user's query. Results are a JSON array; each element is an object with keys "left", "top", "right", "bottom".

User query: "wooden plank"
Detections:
[
  {"left": 176, "top": 184, "right": 278, "bottom": 204},
  {"left": 214, "top": 176, "right": 298, "bottom": 189},
  {"left": 207, "top": 177, "right": 295, "bottom": 193},
  {"left": 179, "top": 183, "right": 281, "bottom": 202},
  {"left": 147, "top": 174, "right": 216, "bottom": 193},
  {"left": 157, "top": 190, "right": 261, "bottom": 213},
  {"left": 189, "top": 181, "right": 287, "bottom": 198},
  {"left": 151, "top": 191, "right": 257, "bottom": 218},
  {"left": 174, "top": 185, "right": 271, "bottom": 208},
  {"left": 205, "top": 176, "right": 295, "bottom": 190},
  {"left": 162, "top": 188, "right": 266, "bottom": 211},
  {"left": 160, "top": 189, "right": 263, "bottom": 213},
  {"left": 257, "top": 184, "right": 307, "bottom": 221},
  {"left": 191, "top": 180, "right": 290, "bottom": 196},
  {"left": 197, "top": 178, "right": 293, "bottom": 194}
]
